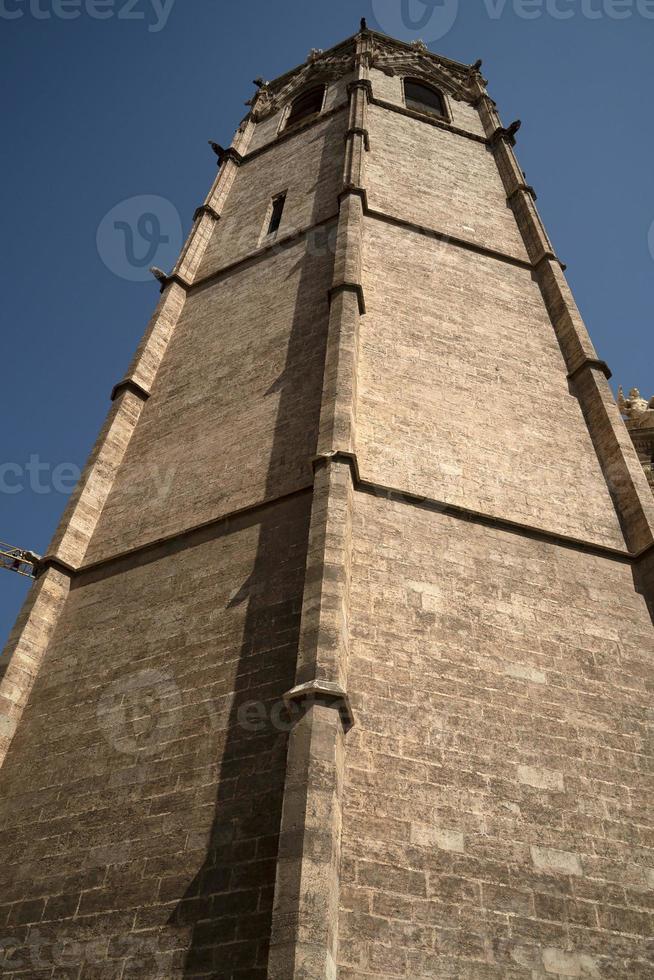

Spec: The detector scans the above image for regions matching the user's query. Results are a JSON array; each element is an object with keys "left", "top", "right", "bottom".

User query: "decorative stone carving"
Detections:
[
  {"left": 368, "top": 39, "right": 478, "bottom": 103},
  {"left": 248, "top": 49, "right": 356, "bottom": 121},
  {"left": 618, "top": 386, "right": 654, "bottom": 426},
  {"left": 247, "top": 35, "right": 481, "bottom": 122},
  {"left": 618, "top": 387, "right": 654, "bottom": 491}
]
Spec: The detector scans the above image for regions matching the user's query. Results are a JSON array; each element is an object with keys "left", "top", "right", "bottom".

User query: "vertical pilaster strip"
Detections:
[
  {"left": 0, "top": 118, "right": 253, "bottom": 768},
  {"left": 317, "top": 43, "right": 371, "bottom": 458},
  {"left": 268, "top": 460, "right": 354, "bottom": 979},
  {"left": 0, "top": 567, "right": 70, "bottom": 762},
  {"left": 475, "top": 80, "right": 654, "bottom": 556},
  {"left": 267, "top": 33, "right": 370, "bottom": 980}
]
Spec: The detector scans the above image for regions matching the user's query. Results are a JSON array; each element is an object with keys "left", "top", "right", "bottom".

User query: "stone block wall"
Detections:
[
  {"left": 83, "top": 235, "right": 332, "bottom": 565},
  {"left": 365, "top": 103, "right": 527, "bottom": 260},
  {"left": 357, "top": 218, "right": 625, "bottom": 549},
  {"left": 0, "top": 28, "right": 652, "bottom": 980},
  {"left": 0, "top": 495, "right": 311, "bottom": 977},
  {"left": 339, "top": 494, "right": 654, "bottom": 979},
  {"left": 197, "top": 111, "right": 347, "bottom": 278}
]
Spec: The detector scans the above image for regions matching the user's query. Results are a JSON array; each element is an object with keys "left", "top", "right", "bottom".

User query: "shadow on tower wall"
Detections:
[{"left": 168, "top": 122, "right": 340, "bottom": 978}]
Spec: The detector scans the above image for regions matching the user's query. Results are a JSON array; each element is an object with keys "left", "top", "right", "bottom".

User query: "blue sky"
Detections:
[{"left": 1, "top": 0, "right": 653, "bottom": 645}]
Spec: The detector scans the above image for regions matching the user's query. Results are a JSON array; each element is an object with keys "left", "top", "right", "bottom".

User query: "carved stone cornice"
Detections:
[
  {"left": 246, "top": 33, "right": 482, "bottom": 120},
  {"left": 368, "top": 38, "right": 479, "bottom": 104},
  {"left": 249, "top": 49, "right": 357, "bottom": 121}
]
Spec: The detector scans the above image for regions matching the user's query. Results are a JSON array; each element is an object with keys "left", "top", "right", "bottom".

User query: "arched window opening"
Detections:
[
  {"left": 285, "top": 85, "right": 326, "bottom": 129},
  {"left": 404, "top": 79, "right": 446, "bottom": 119}
]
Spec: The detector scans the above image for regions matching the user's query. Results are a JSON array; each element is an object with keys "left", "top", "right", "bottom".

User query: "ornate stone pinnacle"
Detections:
[
  {"left": 618, "top": 385, "right": 654, "bottom": 423},
  {"left": 618, "top": 386, "right": 654, "bottom": 492}
]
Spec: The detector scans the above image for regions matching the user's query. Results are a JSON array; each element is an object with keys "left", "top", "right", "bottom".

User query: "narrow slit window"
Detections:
[
  {"left": 285, "top": 86, "right": 326, "bottom": 129},
  {"left": 267, "top": 194, "right": 286, "bottom": 236},
  {"left": 404, "top": 79, "right": 446, "bottom": 119}
]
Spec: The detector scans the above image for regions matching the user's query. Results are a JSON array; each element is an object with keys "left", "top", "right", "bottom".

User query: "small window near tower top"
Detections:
[
  {"left": 267, "top": 193, "right": 286, "bottom": 236},
  {"left": 285, "top": 85, "right": 326, "bottom": 129},
  {"left": 404, "top": 79, "right": 446, "bottom": 119}
]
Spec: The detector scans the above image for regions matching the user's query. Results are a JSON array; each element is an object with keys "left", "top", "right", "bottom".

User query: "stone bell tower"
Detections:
[{"left": 1, "top": 23, "right": 653, "bottom": 980}]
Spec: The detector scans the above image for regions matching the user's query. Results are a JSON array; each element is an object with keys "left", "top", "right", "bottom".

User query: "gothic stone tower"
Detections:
[{"left": 1, "top": 25, "right": 654, "bottom": 980}]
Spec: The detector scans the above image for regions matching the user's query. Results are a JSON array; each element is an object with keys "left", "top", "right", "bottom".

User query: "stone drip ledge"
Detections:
[
  {"left": 180, "top": 203, "right": 564, "bottom": 303},
  {"left": 41, "top": 455, "right": 641, "bottom": 588},
  {"left": 31, "top": 450, "right": 644, "bottom": 595},
  {"left": 284, "top": 679, "right": 354, "bottom": 732},
  {"left": 312, "top": 450, "right": 634, "bottom": 564}
]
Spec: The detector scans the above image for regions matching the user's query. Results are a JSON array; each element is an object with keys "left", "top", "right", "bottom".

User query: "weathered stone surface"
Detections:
[
  {"left": 0, "top": 495, "right": 311, "bottom": 976},
  {"left": 366, "top": 101, "right": 528, "bottom": 260},
  {"left": 357, "top": 218, "right": 626, "bottom": 549},
  {"left": 340, "top": 495, "right": 654, "bottom": 977},
  {"left": 83, "top": 235, "right": 332, "bottom": 565}
]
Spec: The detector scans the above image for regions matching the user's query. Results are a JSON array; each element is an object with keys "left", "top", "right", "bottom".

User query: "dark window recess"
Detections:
[
  {"left": 285, "top": 86, "right": 325, "bottom": 129},
  {"left": 267, "top": 194, "right": 286, "bottom": 235},
  {"left": 404, "top": 80, "right": 446, "bottom": 118}
]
